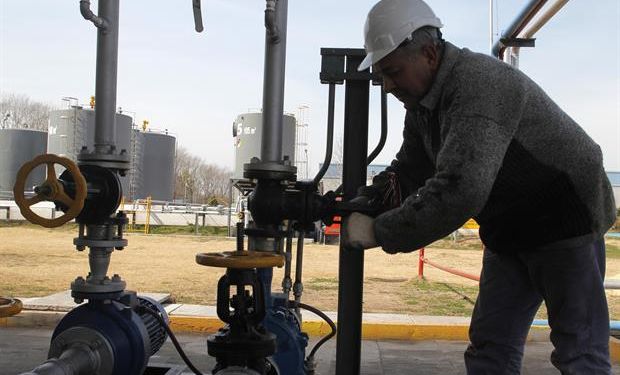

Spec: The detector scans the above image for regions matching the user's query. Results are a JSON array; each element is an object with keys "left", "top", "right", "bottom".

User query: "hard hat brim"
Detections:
[{"left": 358, "top": 47, "right": 394, "bottom": 72}]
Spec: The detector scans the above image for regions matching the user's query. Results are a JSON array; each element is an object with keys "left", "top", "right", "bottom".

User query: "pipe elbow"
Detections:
[{"left": 79, "top": 0, "right": 107, "bottom": 29}]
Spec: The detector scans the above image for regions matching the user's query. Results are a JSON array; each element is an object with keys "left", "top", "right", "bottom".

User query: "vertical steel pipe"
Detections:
[
  {"left": 335, "top": 54, "right": 370, "bottom": 375},
  {"left": 94, "top": 0, "right": 120, "bottom": 152},
  {"left": 260, "top": 0, "right": 288, "bottom": 163}
]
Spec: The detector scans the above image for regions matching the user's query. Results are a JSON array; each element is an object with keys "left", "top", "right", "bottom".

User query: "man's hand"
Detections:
[{"left": 341, "top": 212, "right": 377, "bottom": 250}]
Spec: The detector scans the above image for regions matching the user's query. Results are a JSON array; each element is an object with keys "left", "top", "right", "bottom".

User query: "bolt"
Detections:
[
  {"left": 111, "top": 274, "right": 122, "bottom": 282},
  {"left": 115, "top": 246, "right": 124, "bottom": 251},
  {"left": 76, "top": 245, "right": 86, "bottom": 251},
  {"left": 74, "top": 277, "right": 85, "bottom": 285},
  {"left": 74, "top": 297, "right": 84, "bottom": 304}
]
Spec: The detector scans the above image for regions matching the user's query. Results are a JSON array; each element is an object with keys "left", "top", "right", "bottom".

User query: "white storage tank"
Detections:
[
  {"left": 47, "top": 107, "right": 133, "bottom": 197},
  {"left": 0, "top": 128, "right": 48, "bottom": 199},
  {"left": 233, "top": 112, "right": 296, "bottom": 180}
]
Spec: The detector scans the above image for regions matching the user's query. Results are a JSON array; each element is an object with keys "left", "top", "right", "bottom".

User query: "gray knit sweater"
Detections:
[{"left": 363, "top": 42, "right": 616, "bottom": 253}]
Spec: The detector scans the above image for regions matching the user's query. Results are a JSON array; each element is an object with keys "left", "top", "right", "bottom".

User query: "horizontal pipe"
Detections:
[
  {"left": 492, "top": 0, "right": 547, "bottom": 58},
  {"left": 532, "top": 319, "right": 620, "bottom": 331},
  {"left": 421, "top": 257, "right": 481, "bottom": 282}
]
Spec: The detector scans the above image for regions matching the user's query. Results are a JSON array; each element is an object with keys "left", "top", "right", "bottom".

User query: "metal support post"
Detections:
[{"left": 335, "top": 53, "right": 370, "bottom": 375}]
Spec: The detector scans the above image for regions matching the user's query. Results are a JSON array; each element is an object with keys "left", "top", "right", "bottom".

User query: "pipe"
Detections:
[
  {"left": 489, "top": 0, "right": 494, "bottom": 54},
  {"left": 79, "top": 0, "right": 107, "bottom": 29},
  {"left": 366, "top": 89, "right": 388, "bottom": 165},
  {"left": 20, "top": 344, "right": 98, "bottom": 375},
  {"left": 192, "top": 0, "right": 204, "bottom": 33},
  {"left": 282, "top": 222, "right": 294, "bottom": 301},
  {"left": 293, "top": 230, "right": 305, "bottom": 313},
  {"left": 260, "top": 0, "right": 288, "bottom": 163},
  {"left": 313, "top": 83, "right": 336, "bottom": 185},
  {"left": 511, "top": 0, "right": 570, "bottom": 61},
  {"left": 264, "top": 0, "right": 279, "bottom": 43},
  {"left": 532, "top": 319, "right": 620, "bottom": 331},
  {"left": 491, "top": 0, "right": 547, "bottom": 59},
  {"left": 93, "top": 0, "right": 120, "bottom": 153}
]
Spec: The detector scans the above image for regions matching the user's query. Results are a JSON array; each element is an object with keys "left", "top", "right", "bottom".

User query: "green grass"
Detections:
[
  {"left": 127, "top": 224, "right": 229, "bottom": 236},
  {"left": 606, "top": 242, "right": 620, "bottom": 259},
  {"left": 306, "top": 277, "right": 339, "bottom": 291},
  {"left": 401, "top": 279, "right": 478, "bottom": 316}
]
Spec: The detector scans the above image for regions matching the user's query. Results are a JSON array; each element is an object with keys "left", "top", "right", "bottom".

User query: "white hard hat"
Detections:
[{"left": 358, "top": 0, "right": 443, "bottom": 71}]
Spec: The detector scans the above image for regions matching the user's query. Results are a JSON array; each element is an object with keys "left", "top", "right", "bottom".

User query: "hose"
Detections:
[
  {"left": 138, "top": 306, "right": 205, "bottom": 375},
  {"left": 295, "top": 301, "right": 337, "bottom": 359}
]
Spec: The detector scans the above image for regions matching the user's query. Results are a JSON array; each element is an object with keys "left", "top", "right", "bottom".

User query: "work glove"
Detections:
[{"left": 341, "top": 212, "right": 377, "bottom": 250}]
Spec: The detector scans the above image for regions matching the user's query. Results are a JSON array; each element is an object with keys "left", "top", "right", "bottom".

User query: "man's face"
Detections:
[{"left": 373, "top": 45, "right": 439, "bottom": 110}]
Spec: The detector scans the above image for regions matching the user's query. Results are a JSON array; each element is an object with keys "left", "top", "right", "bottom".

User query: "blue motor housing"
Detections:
[
  {"left": 51, "top": 294, "right": 167, "bottom": 375},
  {"left": 258, "top": 268, "right": 309, "bottom": 375},
  {"left": 263, "top": 295, "right": 309, "bottom": 375}
]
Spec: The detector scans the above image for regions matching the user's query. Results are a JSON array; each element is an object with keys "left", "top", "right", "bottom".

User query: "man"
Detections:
[{"left": 342, "top": 0, "right": 617, "bottom": 373}]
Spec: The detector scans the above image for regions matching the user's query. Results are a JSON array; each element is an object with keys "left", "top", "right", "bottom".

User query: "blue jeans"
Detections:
[{"left": 464, "top": 238, "right": 611, "bottom": 374}]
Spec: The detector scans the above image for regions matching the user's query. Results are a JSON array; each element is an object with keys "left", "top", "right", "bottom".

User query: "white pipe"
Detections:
[
  {"left": 512, "top": 0, "right": 570, "bottom": 65},
  {"left": 489, "top": 0, "right": 494, "bottom": 54}
]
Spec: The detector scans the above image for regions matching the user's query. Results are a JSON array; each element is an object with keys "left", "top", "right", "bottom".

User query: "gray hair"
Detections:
[{"left": 398, "top": 26, "right": 444, "bottom": 56}]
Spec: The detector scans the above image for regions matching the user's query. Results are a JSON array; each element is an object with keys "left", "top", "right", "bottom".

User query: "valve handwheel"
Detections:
[
  {"left": 13, "top": 154, "right": 87, "bottom": 228},
  {"left": 196, "top": 251, "right": 284, "bottom": 269},
  {"left": 0, "top": 297, "right": 22, "bottom": 318}
]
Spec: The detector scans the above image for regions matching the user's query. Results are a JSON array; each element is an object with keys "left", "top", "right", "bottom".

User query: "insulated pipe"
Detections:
[
  {"left": 260, "top": 0, "right": 288, "bottom": 163},
  {"left": 91, "top": 0, "right": 120, "bottom": 153},
  {"left": 313, "top": 83, "right": 336, "bottom": 185},
  {"left": 491, "top": 0, "right": 547, "bottom": 59}
]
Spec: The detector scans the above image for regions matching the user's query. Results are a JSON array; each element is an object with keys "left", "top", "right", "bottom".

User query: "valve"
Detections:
[
  {"left": 0, "top": 297, "right": 22, "bottom": 318},
  {"left": 13, "top": 154, "right": 87, "bottom": 228}
]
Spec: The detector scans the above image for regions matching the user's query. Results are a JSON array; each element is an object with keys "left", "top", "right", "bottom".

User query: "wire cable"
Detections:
[
  {"left": 295, "top": 301, "right": 337, "bottom": 359},
  {"left": 138, "top": 306, "right": 205, "bottom": 375}
]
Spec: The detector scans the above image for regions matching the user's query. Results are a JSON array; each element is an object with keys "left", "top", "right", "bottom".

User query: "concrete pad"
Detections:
[{"left": 20, "top": 290, "right": 172, "bottom": 312}]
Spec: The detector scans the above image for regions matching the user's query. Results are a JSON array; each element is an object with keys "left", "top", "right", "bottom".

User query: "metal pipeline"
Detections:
[
  {"left": 293, "top": 230, "right": 305, "bottom": 313},
  {"left": 90, "top": 0, "right": 120, "bottom": 153},
  {"left": 334, "top": 86, "right": 388, "bottom": 195},
  {"left": 510, "top": 0, "right": 570, "bottom": 64},
  {"left": 79, "top": 0, "right": 107, "bottom": 29},
  {"left": 491, "top": 0, "right": 547, "bottom": 59},
  {"left": 366, "top": 89, "right": 388, "bottom": 165},
  {"left": 265, "top": 0, "right": 280, "bottom": 43},
  {"left": 260, "top": 0, "right": 288, "bottom": 163},
  {"left": 19, "top": 344, "right": 99, "bottom": 375},
  {"left": 313, "top": 83, "right": 336, "bottom": 185}
]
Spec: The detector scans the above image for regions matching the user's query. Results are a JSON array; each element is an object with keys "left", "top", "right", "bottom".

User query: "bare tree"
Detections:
[
  {"left": 174, "top": 146, "right": 232, "bottom": 205},
  {"left": 0, "top": 93, "right": 54, "bottom": 131}
]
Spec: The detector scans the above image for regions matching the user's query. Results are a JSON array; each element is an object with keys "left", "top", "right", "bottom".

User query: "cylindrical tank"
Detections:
[
  {"left": 0, "top": 128, "right": 48, "bottom": 198},
  {"left": 233, "top": 112, "right": 296, "bottom": 180},
  {"left": 48, "top": 107, "right": 133, "bottom": 197},
  {"left": 135, "top": 131, "right": 176, "bottom": 201}
]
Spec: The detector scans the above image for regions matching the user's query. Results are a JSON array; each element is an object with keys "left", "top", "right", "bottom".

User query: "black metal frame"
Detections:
[{"left": 320, "top": 48, "right": 374, "bottom": 375}]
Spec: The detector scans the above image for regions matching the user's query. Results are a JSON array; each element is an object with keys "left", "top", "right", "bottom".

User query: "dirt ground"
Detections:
[{"left": 2, "top": 225, "right": 620, "bottom": 318}]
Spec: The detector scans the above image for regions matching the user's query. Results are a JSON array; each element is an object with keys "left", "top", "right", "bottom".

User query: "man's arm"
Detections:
[{"left": 374, "top": 67, "right": 529, "bottom": 253}]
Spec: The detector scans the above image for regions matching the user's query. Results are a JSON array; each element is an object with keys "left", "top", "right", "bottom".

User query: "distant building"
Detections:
[{"left": 319, "top": 163, "right": 389, "bottom": 193}]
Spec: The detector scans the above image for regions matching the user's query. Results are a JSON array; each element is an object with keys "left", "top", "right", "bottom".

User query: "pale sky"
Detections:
[{"left": 1, "top": 0, "right": 619, "bottom": 175}]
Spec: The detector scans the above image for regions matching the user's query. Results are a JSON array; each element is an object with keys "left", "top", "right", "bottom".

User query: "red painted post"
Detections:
[{"left": 418, "top": 248, "right": 425, "bottom": 280}]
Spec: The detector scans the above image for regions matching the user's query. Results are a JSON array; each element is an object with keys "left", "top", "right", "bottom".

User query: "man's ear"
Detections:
[{"left": 422, "top": 44, "right": 440, "bottom": 69}]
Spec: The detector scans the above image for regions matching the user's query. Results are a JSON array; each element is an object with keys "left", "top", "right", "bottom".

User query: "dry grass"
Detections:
[{"left": 1, "top": 225, "right": 620, "bottom": 318}]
